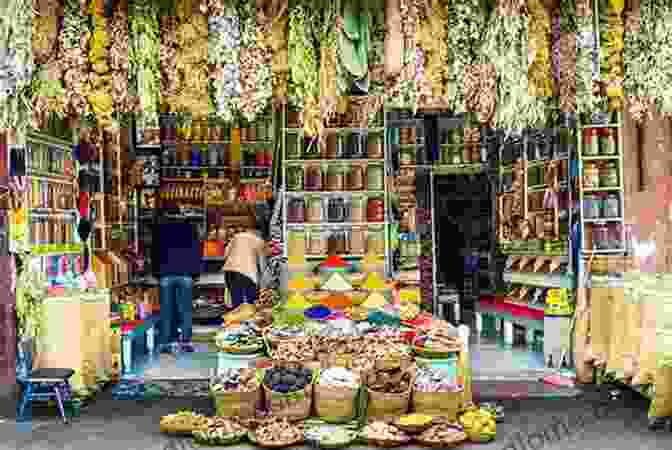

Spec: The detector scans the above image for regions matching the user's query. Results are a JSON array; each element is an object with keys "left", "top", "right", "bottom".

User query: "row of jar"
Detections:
[
  {"left": 285, "top": 132, "right": 384, "bottom": 160},
  {"left": 583, "top": 161, "right": 619, "bottom": 189},
  {"left": 287, "top": 227, "right": 386, "bottom": 256},
  {"left": 286, "top": 163, "right": 385, "bottom": 192},
  {"left": 287, "top": 195, "right": 384, "bottom": 223}
]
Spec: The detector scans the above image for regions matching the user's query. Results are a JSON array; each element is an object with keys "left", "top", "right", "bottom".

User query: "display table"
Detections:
[{"left": 37, "top": 292, "right": 111, "bottom": 391}]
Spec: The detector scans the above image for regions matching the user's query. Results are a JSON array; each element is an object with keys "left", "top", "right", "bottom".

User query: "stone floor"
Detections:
[{"left": 2, "top": 384, "right": 668, "bottom": 450}]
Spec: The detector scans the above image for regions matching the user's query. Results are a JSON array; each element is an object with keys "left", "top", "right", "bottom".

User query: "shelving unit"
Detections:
[
  {"left": 281, "top": 105, "right": 389, "bottom": 267},
  {"left": 577, "top": 111, "right": 625, "bottom": 256}
]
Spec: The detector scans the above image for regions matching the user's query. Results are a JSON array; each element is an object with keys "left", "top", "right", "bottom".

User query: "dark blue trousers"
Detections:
[{"left": 159, "top": 274, "right": 193, "bottom": 345}]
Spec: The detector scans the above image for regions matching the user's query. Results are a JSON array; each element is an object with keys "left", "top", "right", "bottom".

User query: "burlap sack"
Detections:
[
  {"left": 606, "top": 287, "right": 627, "bottom": 376},
  {"left": 588, "top": 287, "right": 612, "bottom": 367},
  {"left": 366, "top": 385, "right": 412, "bottom": 422},
  {"left": 411, "top": 388, "right": 462, "bottom": 421},
  {"left": 213, "top": 387, "right": 262, "bottom": 419},
  {"left": 650, "top": 365, "right": 672, "bottom": 418},
  {"left": 313, "top": 383, "right": 360, "bottom": 423},
  {"left": 262, "top": 366, "right": 315, "bottom": 421}
]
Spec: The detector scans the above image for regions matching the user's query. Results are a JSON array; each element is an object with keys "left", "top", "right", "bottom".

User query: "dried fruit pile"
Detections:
[{"left": 192, "top": 417, "right": 247, "bottom": 445}]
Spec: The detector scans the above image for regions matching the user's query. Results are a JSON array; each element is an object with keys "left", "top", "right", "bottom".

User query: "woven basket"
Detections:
[
  {"left": 411, "top": 388, "right": 462, "bottom": 421},
  {"left": 212, "top": 386, "right": 262, "bottom": 419},
  {"left": 393, "top": 419, "right": 433, "bottom": 434},
  {"left": 363, "top": 437, "right": 411, "bottom": 448},
  {"left": 248, "top": 431, "right": 305, "bottom": 448},
  {"left": 415, "top": 435, "right": 467, "bottom": 448}
]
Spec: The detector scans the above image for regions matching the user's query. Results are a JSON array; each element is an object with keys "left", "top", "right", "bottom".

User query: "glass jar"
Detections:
[
  {"left": 288, "top": 230, "right": 306, "bottom": 256},
  {"left": 287, "top": 165, "right": 304, "bottom": 191},
  {"left": 599, "top": 128, "right": 616, "bottom": 155},
  {"left": 349, "top": 226, "right": 366, "bottom": 254},
  {"left": 583, "top": 194, "right": 599, "bottom": 219},
  {"left": 288, "top": 198, "right": 305, "bottom": 223},
  {"left": 367, "top": 134, "right": 383, "bottom": 159},
  {"left": 367, "top": 196, "right": 384, "bottom": 222},
  {"left": 327, "top": 197, "right": 346, "bottom": 222},
  {"left": 592, "top": 224, "right": 608, "bottom": 250},
  {"left": 367, "top": 226, "right": 385, "bottom": 255},
  {"left": 305, "top": 165, "right": 323, "bottom": 191},
  {"left": 400, "top": 148, "right": 414, "bottom": 165},
  {"left": 600, "top": 161, "right": 619, "bottom": 187},
  {"left": 347, "top": 164, "right": 365, "bottom": 191},
  {"left": 583, "top": 162, "right": 599, "bottom": 188},
  {"left": 307, "top": 229, "right": 325, "bottom": 255},
  {"left": 603, "top": 193, "right": 620, "bottom": 218},
  {"left": 366, "top": 164, "right": 384, "bottom": 191},
  {"left": 583, "top": 128, "right": 599, "bottom": 156},
  {"left": 326, "top": 165, "right": 345, "bottom": 191},
  {"left": 348, "top": 132, "right": 367, "bottom": 159},
  {"left": 326, "top": 133, "right": 342, "bottom": 159},
  {"left": 350, "top": 195, "right": 366, "bottom": 223},
  {"left": 306, "top": 196, "right": 323, "bottom": 223}
]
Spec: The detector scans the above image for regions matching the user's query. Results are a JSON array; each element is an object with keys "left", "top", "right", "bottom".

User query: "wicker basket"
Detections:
[
  {"left": 415, "top": 436, "right": 467, "bottom": 448},
  {"left": 413, "top": 345, "right": 461, "bottom": 359},
  {"left": 248, "top": 431, "right": 305, "bottom": 448},
  {"left": 363, "top": 437, "right": 412, "bottom": 448},
  {"left": 212, "top": 386, "right": 262, "bottom": 419}
]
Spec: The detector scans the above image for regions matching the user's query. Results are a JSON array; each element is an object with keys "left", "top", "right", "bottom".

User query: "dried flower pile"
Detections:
[{"left": 528, "top": 0, "right": 553, "bottom": 97}]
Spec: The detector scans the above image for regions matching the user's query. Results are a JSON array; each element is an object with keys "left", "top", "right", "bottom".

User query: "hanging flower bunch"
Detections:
[
  {"left": 129, "top": 0, "right": 160, "bottom": 130},
  {"left": 108, "top": 2, "right": 134, "bottom": 114},
  {"left": 319, "top": 4, "right": 338, "bottom": 124},
  {"left": 478, "top": 0, "right": 548, "bottom": 129},
  {"left": 257, "top": 1, "right": 289, "bottom": 106},
  {"left": 385, "top": 0, "right": 418, "bottom": 111},
  {"left": 416, "top": 0, "right": 449, "bottom": 107},
  {"left": 368, "top": 5, "right": 385, "bottom": 97},
  {"left": 288, "top": 3, "right": 318, "bottom": 115},
  {"left": 0, "top": 0, "right": 35, "bottom": 132},
  {"left": 30, "top": 0, "right": 67, "bottom": 130},
  {"left": 14, "top": 250, "right": 48, "bottom": 340},
  {"left": 528, "top": 0, "right": 554, "bottom": 97},
  {"left": 556, "top": 0, "right": 577, "bottom": 113},
  {"left": 209, "top": 14, "right": 241, "bottom": 122},
  {"left": 234, "top": 0, "right": 270, "bottom": 123},
  {"left": 599, "top": 0, "right": 625, "bottom": 111},
  {"left": 575, "top": 6, "right": 599, "bottom": 115},
  {"left": 415, "top": 47, "right": 433, "bottom": 108},
  {"left": 446, "top": 0, "right": 486, "bottom": 112},
  {"left": 623, "top": 3, "right": 649, "bottom": 123},
  {"left": 59, "top": 0, "right": 92, "bottom": 119},
  {"left": 464, "top": 62, "right": 496, "bottom": 125},
  {"left": 87, "top": 0, "right": 114, "bottom": 131}
]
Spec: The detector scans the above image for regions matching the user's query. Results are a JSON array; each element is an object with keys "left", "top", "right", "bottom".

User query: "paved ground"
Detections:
[{"left": 1, "top": 384, "right": 669, "bottom": 450}]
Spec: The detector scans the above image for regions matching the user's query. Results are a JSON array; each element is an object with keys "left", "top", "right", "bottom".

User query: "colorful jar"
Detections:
[
  {"left": 367, "top": 196, "right": 384, "bottom": 222},
  {"left": 350, "top": 195, "right": 366, "bottom": 223},
  {"left": 367, "top": 226, "right": 385, "bottom": 255},
  {"left": 600, "top": 161, "right": 619, "bottom": 187},
  {"left": 599, "top": 128, "right": 617, "bottom": 155},
  {"left": 305, "top": 165, "right": 323, "bottom": 191},
  {"left": 287, "top": 165, "right": 304, "bottom": 191},
  {"left": 583, "top": 128, "right": 599, "bottom": 156},
  {"left": 326, "top": 165, "right": 345, "bottom": 191},
  {"left": 347, "top": 164, "right": 365, "bottom": 191},
  {"left": 306, "top": 196, "right": 323, "bottom": 223},
  {"left": 366, "top": 164, "right": 384, "bottom": 191},
  {"left": 583, "top": 162, "right": 599, "bottom": 188}
]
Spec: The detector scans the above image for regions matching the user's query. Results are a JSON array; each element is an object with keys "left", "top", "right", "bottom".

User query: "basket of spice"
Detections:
[
  {"left": 215, "top": 323, "right": 264, "bottom": 355},
  {"left": 364, "top": 361, "right": 414, "bottom": 421},
  {"left": 210, "top": 369, "right": 263, "bottom": 419},
  {"left": 192, "top": 417, "right": 248, "bottom": 446},
  {"left": 262, "top": 364, "right": 316, "bottom": 420},
  {"left": 360, "top": 421, "right": 411, "bottom": 448},
  {"left": 393, "top": 413, "right": 434, "bottom": 434},
  {"left": 415, "top": 422, "right": 468, "bottom": 448},
  {"left": 159, "top": 410, "right": 209, "bottom": 435},
  {"left": 314, "top": 367, "right": 361, "bottom": 423},
  {"left": 247, "top": 417, "right": 305, "bottom": 448},
  {"left": 304, "top": 423, "right": 359, "bottom": 448},
  {"left": 413, "top": 327, "right": 462, "bottom": 359}
]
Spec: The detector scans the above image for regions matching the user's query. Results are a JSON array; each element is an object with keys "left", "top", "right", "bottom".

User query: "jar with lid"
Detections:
[
  {"left": 400, "top": 148, "right": 414, "bottom": 166},
  {"left": 592, "top": 223, "right": 609, "bottom": 250},
  {"left": 288, "top": 198, "right": 306, "bottom": 223},
  {"left": 326, "top": 165, "right": 345, "bottom": 191},
  {"left": 599, "top": 161, "right": 619, "bottom": 187},
  {"left": 583, "top": 194, "right": 599, "bottom": 219},
  {"left": 350, "top": 195, "right": 366, "bottom": 223},
  {"left": 307, "top": 229, "right": 325, "bottom": 255},
  {"left": 583, "top": 128, "right": 599, "bottom": 156},
  {"left": 599, "top": 128, "right": 616, "bottom": 155},
  {"left": 583, "top": 162, "right": 599, "bottom": 188},
  {"left": 306, "top": 196, "right": 323, "bottom": 223},
  {"left": 327, "top": 230, "right": 347, "bottom": 254},
  {"left": 288, "top": 230, "right": 306, "bottom": 257},
  {"left": 327, "top": 197, "right": 346, "bottom": 222},
  {"left": 349, "top": 226, "right": 366, "bottom": 254},
  {"left": 305, "top": 165, "right": 323, "bottom": 191},
  {"left": 367, "top": 134, "right": 383, "bottom": 159},
  {"left": 286, "top": 133, "right": 301, "bottom": 159},
  {"left": 367, "top": 196, "right": 384, "bottom": 222},
  {"left": 367, "top": 226, "right": 385, "bottom": 255},
  {"left": 287, "top": 165, "right": 304, "bottom": 191},
  {"left": 366, "top": 164, "right": 384, "bottom": 191},
  {"left": 326, "top": 133, "right": 342, "bottom": 159},
  {"left": 347, "top": 164, "right": 365, "bottom": 191},
  {"left": 603, "top": 193, "right": 620, "bottom": 218},
  {"left": 347, "top": 132, "right": 367, "bottom": 159}
]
